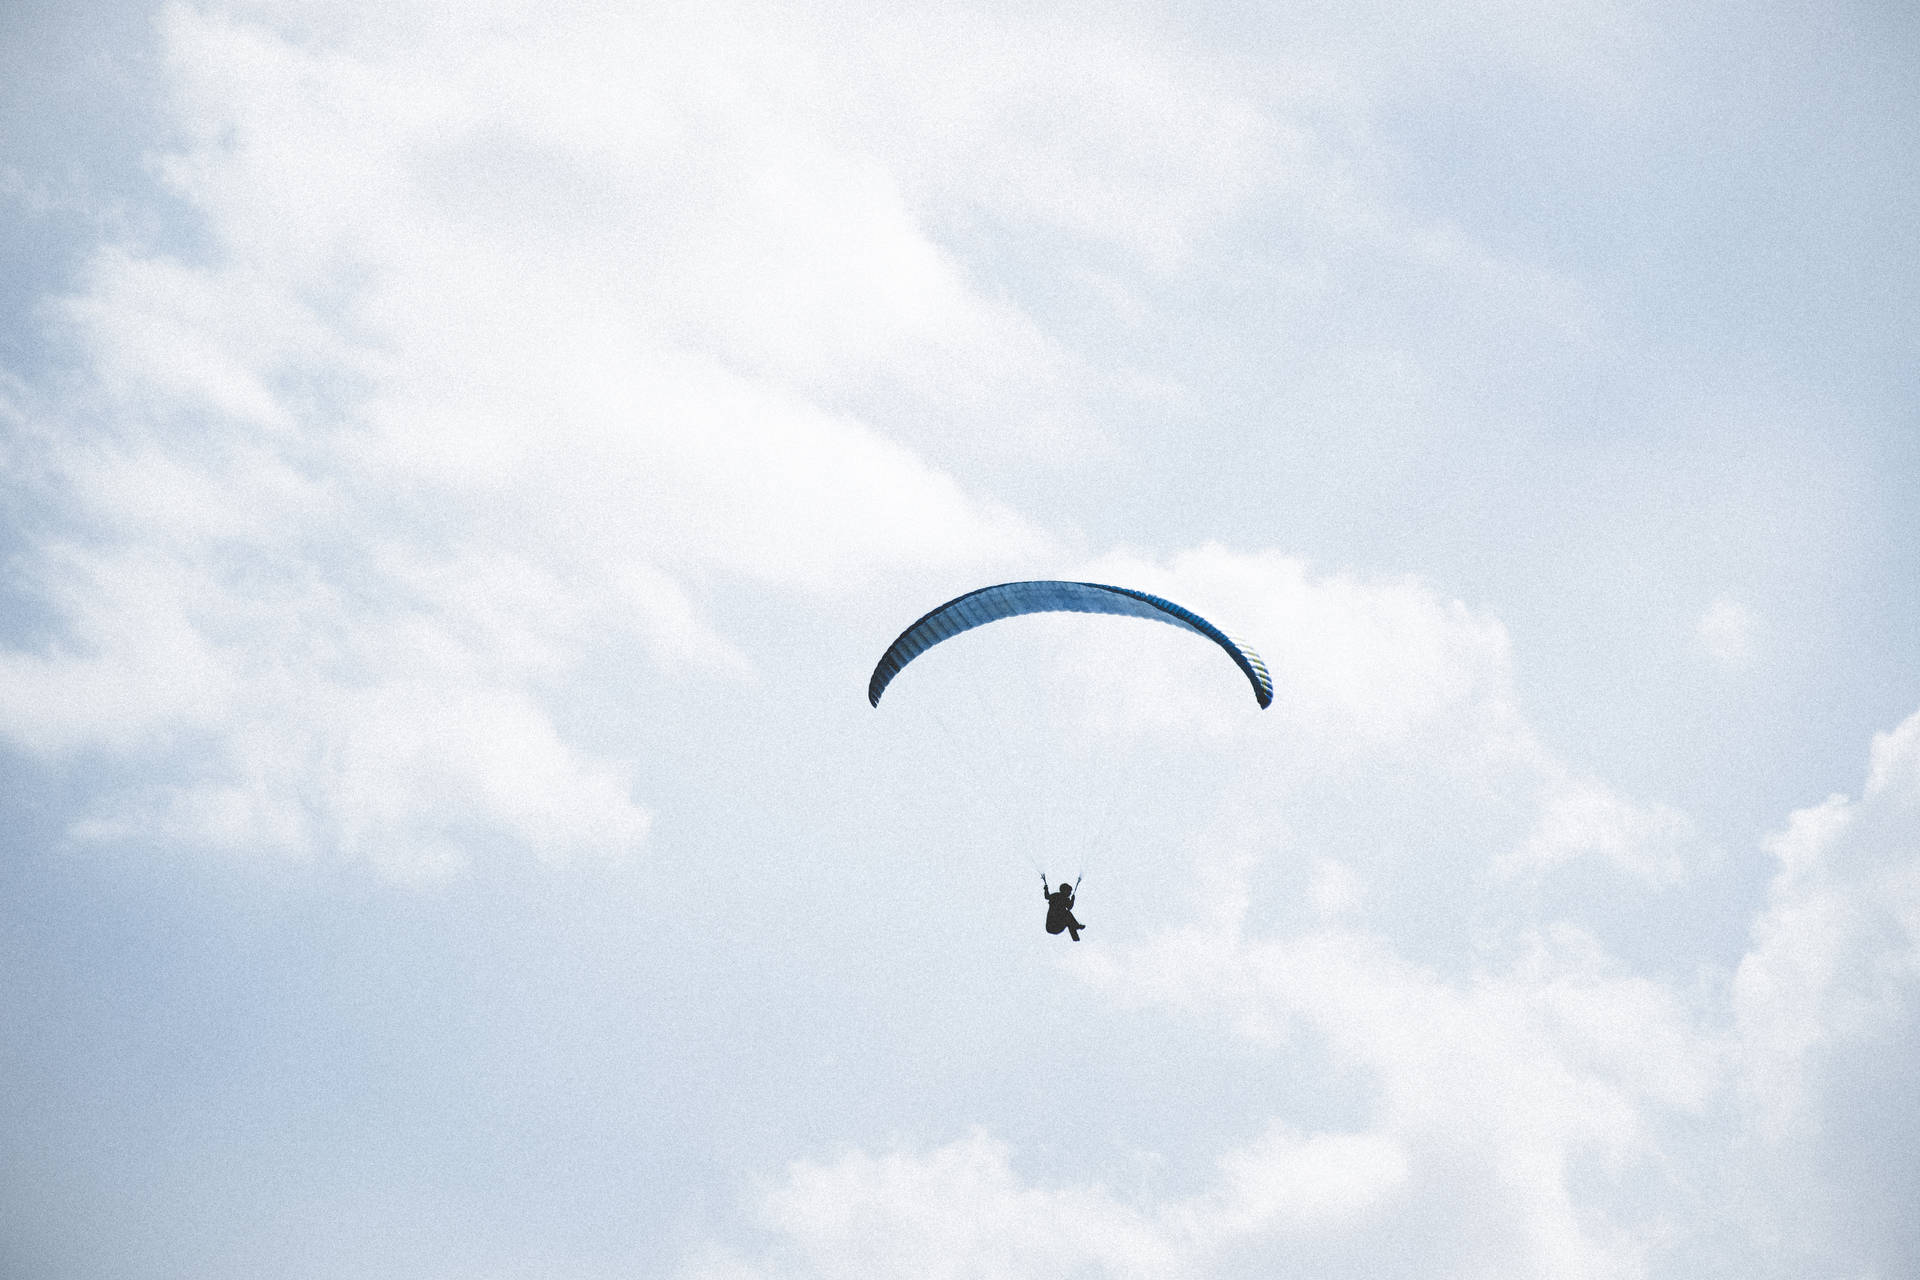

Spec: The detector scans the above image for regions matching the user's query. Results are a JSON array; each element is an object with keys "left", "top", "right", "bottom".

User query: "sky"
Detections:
[{"left": 2, "top": 0, "right": 1918, "bottom": 1276}]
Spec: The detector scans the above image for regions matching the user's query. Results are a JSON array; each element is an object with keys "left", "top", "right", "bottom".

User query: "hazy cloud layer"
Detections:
[
  {"left": 699, "top": 622, "right": 1920, "bottom": 1277},
  {"left": 5, "top": 0, "right": 1105, "bottom": 870},
  {"left": 2, "top": 1, "right": 1915, "bottom": 1277}
]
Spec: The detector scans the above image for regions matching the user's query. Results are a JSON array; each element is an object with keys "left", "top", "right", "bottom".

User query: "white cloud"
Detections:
[
  {"left": 837, "top": 7, "right": 1275, "bottom": 272},
  {"left": 1697, "top": 596, "right": 1759, "bottom": 670},
  {"left": 1193, "top": 1123, "right": 1409, "bottom": 1237},
  {"left": 2, "top": 1, "right": 1913, "bottom": 1276},
  {"left": 1079, "top": 916, "right": 1710, "bottom": 1255},
  {"left": 693, "top": 916, "right": 1708, "bottom": 1277},
  {"left": 1066, "top": 545, "right": 1702, "bottom": 885},
  {"left": 1866, "top": 705, "right": 1920, "bottom": 803},
  {"left": 735, "top": 1131, "right": 1180, "bottom": 1280},
  {"left": 689, "top": 554, "right": 1920, "bottom": 1278},
  {"left": 1733, "top": 706, "right": 1920, "bottom": 1135},
  {"left": 1514, "top": 774, "right": 1697, "bottom": 885},
  {"left": 1051, "top": 545, "right": 1525, "bottom": 755},
  {"left": 2, "top": 0, "right": 1653, "bottom": 884},
  {"left": 682, "top": 543, "right": 1779, "bottom": 1278},
  {"left": 11, "top": 0, "right": 1222, "bottom": 872},
  {"left": 685, "top": 1123, "right": 1410, "bottom": 1280},
  {"left": 1308, "top": 857, "right": 1365, "bottom": 919}
]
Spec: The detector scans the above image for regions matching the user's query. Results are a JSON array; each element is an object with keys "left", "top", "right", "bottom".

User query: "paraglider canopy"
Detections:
[{"left": 867, "top": 580, "right": 1273, "bottom": 710}]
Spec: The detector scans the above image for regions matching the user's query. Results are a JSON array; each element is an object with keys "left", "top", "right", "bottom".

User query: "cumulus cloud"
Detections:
[
  {"left": 688, "top": 920, "right": 1708, "bottom": 1278},
  {"left": 2, "top": 0, "right": 1629, "bottom": 882},
  {"left": 1734, "top": 707, "right": 1920, "bottom": 1137},
  {"left": 696, "top": 699, "right": 1920, "bottom": 1278},
  {"left": 700, "top": 1132, "right": 1181, "bottom": 1280},
  {"left": 688, "top": 553, "right": 1920, "bottom": 1279},
  {"left": 3, "top": 2, "right": 1911, "bottom": 1277},
  {"left": 1514, "top": 774, "right": 1696, "bottom": 886},
  {"left": 12, "top": 0, "right": 1286, "bottom": 871},
  {"left": 685, "top": 1124, "right": 1407, "bottom": 1280},
  {"left": 1697, "top": 596, "right": 1759, "bottom": 670},
  {"left": 10, "top": 0, "right": 1390, "bottom": 874},
  {"left": 1078, "top": 920, "right": 1721, "bottom": 1275},
  {"left": 874, "top": 544, "right": 1709, "bottom": 953},
  {"left": 1066, "top": 546, "right": 1703, "bottom": 885}
]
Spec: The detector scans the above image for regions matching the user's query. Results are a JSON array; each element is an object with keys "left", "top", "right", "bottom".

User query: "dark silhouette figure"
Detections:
[{"left": 1044, "top": 879, "right": 1084, "bottom": 941}]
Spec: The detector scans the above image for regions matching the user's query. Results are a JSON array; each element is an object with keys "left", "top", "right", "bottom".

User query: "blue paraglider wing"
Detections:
[{"left": 867, "top": 581, "right": 1272, "bottom": 709}]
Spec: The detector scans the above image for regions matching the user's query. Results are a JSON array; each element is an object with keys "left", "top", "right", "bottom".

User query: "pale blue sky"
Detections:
[{"left": 3, "top": 1, "right": 1918, "bottom": 1277}]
